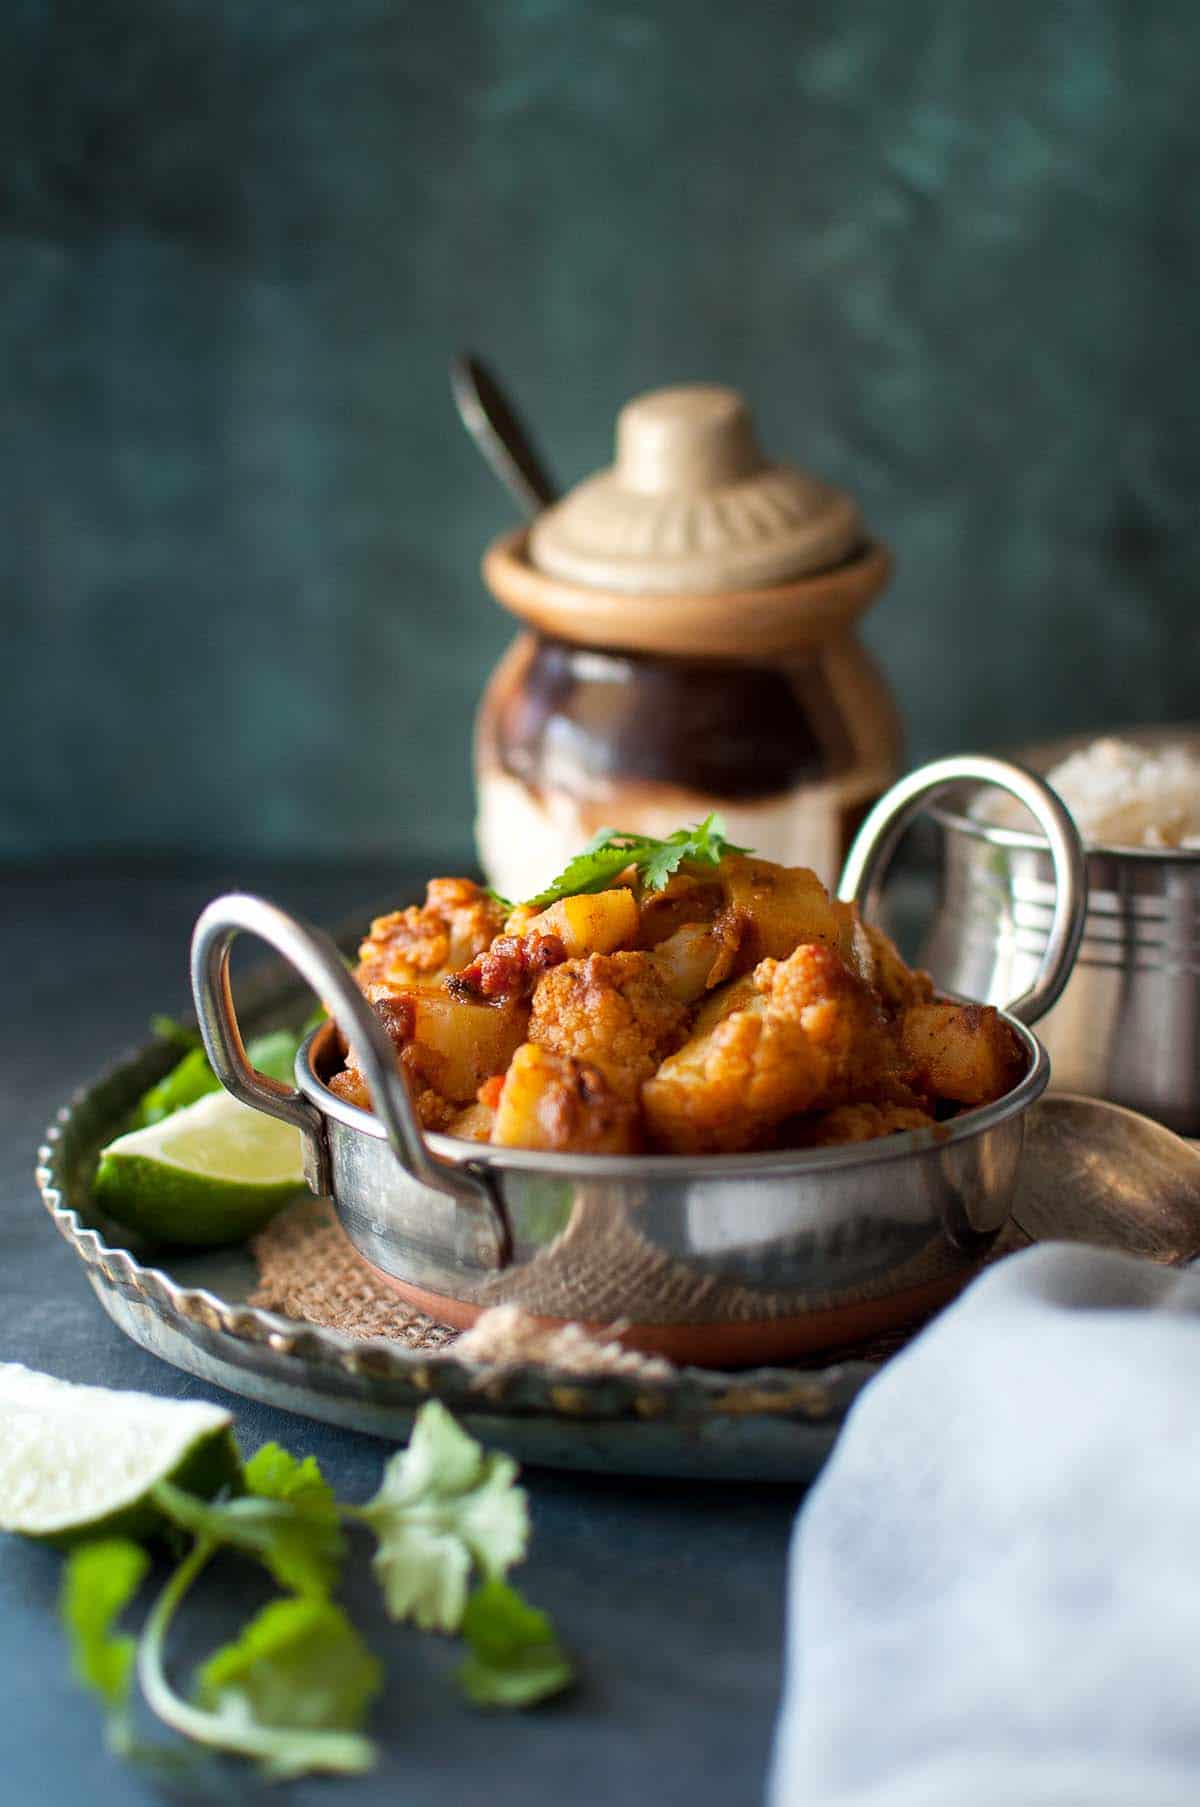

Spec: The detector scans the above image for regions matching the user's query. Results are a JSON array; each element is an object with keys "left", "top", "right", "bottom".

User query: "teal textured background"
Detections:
[{"left": 4, "top": 1, "right": 1198, "bottom": 863}]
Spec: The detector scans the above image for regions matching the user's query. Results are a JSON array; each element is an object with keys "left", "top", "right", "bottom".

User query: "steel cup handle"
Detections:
[
  {"left": 190, "top": 893, "right": 509, "bottom": 1263},
  {"left": 837, "top": 755, "right": 1087, "bottom": 1026}
]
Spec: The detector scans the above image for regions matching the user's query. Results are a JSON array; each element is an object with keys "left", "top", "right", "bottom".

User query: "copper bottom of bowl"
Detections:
[{"left": 365, "top": 1263, "right": 973, "bottom": 1367}]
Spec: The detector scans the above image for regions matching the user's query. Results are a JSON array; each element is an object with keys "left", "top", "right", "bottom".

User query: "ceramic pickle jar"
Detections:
[{"left": 475, "top": 384, "right": 901, "bottom": 901}]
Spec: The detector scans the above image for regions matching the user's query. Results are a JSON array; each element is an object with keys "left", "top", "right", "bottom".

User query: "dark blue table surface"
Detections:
[{"left": 1, "top": 861, "right": 803, "bottom": 1804}]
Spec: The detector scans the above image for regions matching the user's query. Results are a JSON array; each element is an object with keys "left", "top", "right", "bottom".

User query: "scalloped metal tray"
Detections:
[{"left": 36, "top": 968, "right": 881, "bottom": 1481}]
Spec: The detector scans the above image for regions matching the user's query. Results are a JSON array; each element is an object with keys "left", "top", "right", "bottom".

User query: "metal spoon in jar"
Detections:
[
  {"left": 1014, "top": 1093, "right": 1200, "bottom": 1264},
  {"left": 450, "top": 353, "right": 559, "bottom": 516}
]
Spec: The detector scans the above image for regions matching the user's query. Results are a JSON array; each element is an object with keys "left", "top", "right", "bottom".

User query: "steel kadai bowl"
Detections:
[
  {"left": 924, "top": 728, "right": 1200, "bottom": 1136},
  {"left": 191, "top": 756, "right": 1087, "bottom": 1365}
]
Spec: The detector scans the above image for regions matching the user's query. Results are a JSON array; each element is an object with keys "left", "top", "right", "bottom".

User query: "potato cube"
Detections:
[
  {"left": 491, "top": 1043, "right": 640, "bottom": 1153},
  {"left": 401, "top": 989, "right": 527, "bottom": 1103},
  {"left": 535, "top": 887, "right": 639, "bottom": 958},
  {"left": 900, "top": 1001, "right": 1025, "bottom": 1106}
]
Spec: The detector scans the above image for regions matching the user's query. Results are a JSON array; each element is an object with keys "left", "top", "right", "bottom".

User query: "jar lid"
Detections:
[{"left": 527, "top": 384, "right": 863, "bottom": 595}]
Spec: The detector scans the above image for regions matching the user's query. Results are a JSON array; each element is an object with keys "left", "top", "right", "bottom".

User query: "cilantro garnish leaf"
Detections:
[
  {"left": 637, "top": 814, "right": 741, "bottom": 891},
  {"left": 523, "top": 814, "right": 748, "bottom": 908},
  {"left": 152, "top": 1477, "right": 343, "bottom": 1599},
  {"left": 458, "top": 1581, "right": 574, "bottom": 1709},
  {"left": 522, "top": 827, "right": 651, "bottom": 908},
  {"left": 195, "top": 1597, "right": 381, "bottom": 1779},
  {"left": 60, "top": 1538, "right": 149, "bottom": 1753},
  {"left": 244, "top": 1443, "right": 338, "bottom": 1516},
  {"left": 357, "top": 1401, "right": 529, "bottom": 1631}
]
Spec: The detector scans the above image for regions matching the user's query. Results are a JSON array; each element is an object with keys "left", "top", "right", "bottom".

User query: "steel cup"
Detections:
[{"left": 924, "top": 731, "right": 1200, "bottom": 1134}]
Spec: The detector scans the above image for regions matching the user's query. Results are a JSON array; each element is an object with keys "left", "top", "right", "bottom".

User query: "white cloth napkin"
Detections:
[{"left": 770, "top": 1244, "right": 1200, "bottom": 1807}]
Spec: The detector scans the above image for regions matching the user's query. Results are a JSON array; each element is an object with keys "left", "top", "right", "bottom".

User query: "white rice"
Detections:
[{"left": 973, "top": 737, "right": 1200, "bottom": 849}]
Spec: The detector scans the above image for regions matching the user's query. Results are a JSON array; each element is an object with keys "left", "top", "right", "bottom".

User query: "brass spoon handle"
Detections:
[{"left": 451, "top": 353, "right": 559, "bottom": 517}]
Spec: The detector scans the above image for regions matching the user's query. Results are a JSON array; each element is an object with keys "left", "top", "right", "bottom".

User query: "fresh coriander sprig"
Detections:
[
  {"left": 522, "top": 814, "right": 748, "bottom": 910},
  {"left": 49, "top": 1400, "right": 572, "bottom": 1782},
  {"left": 137, "top": 1541, "right": 379, "bottom": 1780}
]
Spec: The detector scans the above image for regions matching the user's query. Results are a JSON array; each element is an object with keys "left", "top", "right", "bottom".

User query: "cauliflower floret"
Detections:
[
  {"left": 643, "top": 943, "right": 903, "bottom": 1154},
  {"left": 528, "top": 952, "right": 688, "bottom": 1098},
  {"left": 355, "top": 879, "right": 506, "bottom": 1000}
]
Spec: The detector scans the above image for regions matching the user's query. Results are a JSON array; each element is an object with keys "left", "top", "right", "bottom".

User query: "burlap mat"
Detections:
[
  {"left": 251, "top": 1196, "right": 1033, "bottom": 1375},
  {"left": 469, "top": 1188, "right": 999, "bottom": 1324},
  {"left": 252, "top": 1199, "right": 457, "bottom": 1352},
  {"left": 250, "top": 1199, "right": 675, "bottom": 1378}
]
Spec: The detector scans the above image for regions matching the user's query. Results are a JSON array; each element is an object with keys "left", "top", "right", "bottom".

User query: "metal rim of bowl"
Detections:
[
  {"left": 929, "top": 793, "right": 1200, "bottom": 864},
  {"left": 296, "top": 1013, "right": 1050, "bottom": 1178},
  {"left": 928, "top": 724, "right": 1200, "bottom": 863}
]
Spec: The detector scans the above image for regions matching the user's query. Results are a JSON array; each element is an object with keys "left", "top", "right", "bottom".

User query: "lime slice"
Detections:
[
  {"left": 94, "top": 1089, "right": 306, "bottom": 1247},
  {"left": 0, "top": 1365, "right": 240, "bottom": 1545}
]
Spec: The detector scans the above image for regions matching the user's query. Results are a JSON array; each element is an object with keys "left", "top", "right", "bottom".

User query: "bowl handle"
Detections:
[
  {"left": 837, "top": 755, "right": 1087, "bottom": 1026},
  {"left": 190, "top": 893, "right": 509, "bottom": 1265}
]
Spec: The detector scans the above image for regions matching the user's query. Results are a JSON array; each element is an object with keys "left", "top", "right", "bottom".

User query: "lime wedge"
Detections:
[
  {"left": 0, "top": 1365, "right": 240, "bottom": 1545},
  {"left": 94, "top": 1089, "right": 306, "bottom": 1247}
]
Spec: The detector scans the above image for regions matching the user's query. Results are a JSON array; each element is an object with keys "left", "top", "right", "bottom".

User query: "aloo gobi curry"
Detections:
[{"left": 327, "top": 824, "right": 1025, "bottom": 1157}]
